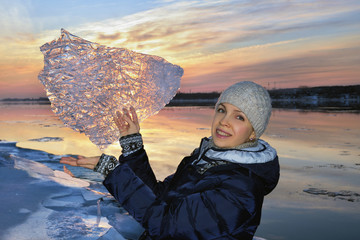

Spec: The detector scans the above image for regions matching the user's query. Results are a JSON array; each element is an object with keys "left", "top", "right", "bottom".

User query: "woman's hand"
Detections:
[
  {"left": 114, "top": 106, "right": 140, "bottom": 137},
  {"left": 60, "top": 155, "right": 100, "bottom": 170}
]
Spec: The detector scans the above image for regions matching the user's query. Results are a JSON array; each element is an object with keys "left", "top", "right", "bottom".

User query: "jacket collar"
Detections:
[{"left": 198, "top": 137, "right": 277, "bottom": 164}]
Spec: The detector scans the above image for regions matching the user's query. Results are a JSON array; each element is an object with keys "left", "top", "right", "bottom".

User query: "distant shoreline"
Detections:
[
  {"left": 1, "top": 84, "right": 359, "bottom": 111},
  {"left": 169, "top": 84, "right": 360, "bottom": 111},
  {"left": 0, "top": 97, "right": 50, "bottom": 102}
]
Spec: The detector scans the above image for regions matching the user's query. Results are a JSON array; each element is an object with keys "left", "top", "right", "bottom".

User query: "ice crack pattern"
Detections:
[{"left": 39, "top": 29, "right": 183, "bottom": 149}]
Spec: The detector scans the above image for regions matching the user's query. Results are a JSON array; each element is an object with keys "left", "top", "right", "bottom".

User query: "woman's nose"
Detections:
[{"left": 219, "top": 115, "right": 230, "bottom": 126}]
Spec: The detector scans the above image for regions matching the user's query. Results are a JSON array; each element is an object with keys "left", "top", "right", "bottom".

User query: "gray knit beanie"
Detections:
[{"left": 215, "top": 81, "right": 272, "bottom": 139}]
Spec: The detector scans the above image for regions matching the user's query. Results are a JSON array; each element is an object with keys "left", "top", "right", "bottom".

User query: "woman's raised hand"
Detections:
[
  {"left": 114, "top": 106, "right": 140, "bottom": 137},
  {"left": 60, "top": 106, "right": 139, "bottom": 169},
  {"left": 60, "top": 155, "right": 100, "bottom": 170}
]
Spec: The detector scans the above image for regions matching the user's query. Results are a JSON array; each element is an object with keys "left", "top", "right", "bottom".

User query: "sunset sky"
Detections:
[{"left": 0, "top": 0, "right": 359, "bottom": 98}]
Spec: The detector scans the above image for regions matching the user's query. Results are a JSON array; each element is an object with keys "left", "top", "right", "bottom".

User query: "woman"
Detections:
[{"left": 61, "top": 81, "right": 280, "bottom": 239}]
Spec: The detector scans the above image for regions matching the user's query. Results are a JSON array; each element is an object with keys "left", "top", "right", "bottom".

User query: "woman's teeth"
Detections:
[{"left": 217, "top": 129, "right": 230, "bottom": 136}]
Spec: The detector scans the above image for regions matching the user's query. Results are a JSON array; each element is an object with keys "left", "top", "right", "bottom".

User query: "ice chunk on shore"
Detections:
[
  {"left": 303, "top": 187, "right": 360, "bottom": 202},
  {"left": 38, "top": 29, "right": 183, "bottom": 149},
  {"left": 13, "top": 154, "right": 54, "bottom": 178},
  {"left": 12, "top": 155, "right": 90, "bottom": 187},
  {"left": 29, "top": 137, "right": 63, "bottom": 142}
]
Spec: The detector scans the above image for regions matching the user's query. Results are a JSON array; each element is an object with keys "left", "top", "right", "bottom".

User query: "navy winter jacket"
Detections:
[{"left": 103, "top": 138, "right": 280, "bottom": 239}]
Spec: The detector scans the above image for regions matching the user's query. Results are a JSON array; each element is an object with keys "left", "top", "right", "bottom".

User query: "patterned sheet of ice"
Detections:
[{"left": 38, "top": 29, "right": 183, "bottom": 149}]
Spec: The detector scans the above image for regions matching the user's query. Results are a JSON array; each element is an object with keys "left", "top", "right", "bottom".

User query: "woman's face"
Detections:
[{"left": 211, "top": 103, "right": 255, "bottom": 148}]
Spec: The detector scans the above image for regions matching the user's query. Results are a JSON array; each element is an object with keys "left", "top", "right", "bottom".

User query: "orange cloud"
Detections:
[
  {"left": 97, "top": 32, "right": 122, "bottom": 41},
  {"left": 181, "top": 44, "right": 360, "bottom": 92}
]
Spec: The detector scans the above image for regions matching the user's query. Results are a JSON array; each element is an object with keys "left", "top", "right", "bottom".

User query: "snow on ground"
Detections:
[{"left": 0, "top": 141, "right": 144, "bottom": 240}]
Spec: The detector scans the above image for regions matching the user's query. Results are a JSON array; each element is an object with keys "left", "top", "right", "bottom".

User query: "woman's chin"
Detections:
[{"left": 213, "top": 139, "right": 231, "bottom": 149}]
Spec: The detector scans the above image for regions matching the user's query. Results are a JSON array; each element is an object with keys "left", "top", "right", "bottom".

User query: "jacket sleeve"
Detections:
[
  {"left": 104, "top": 154, "right": 263, "bottom": 239},
  {"left": 118, "top": 148, "right": 174, "bottom": 196}
]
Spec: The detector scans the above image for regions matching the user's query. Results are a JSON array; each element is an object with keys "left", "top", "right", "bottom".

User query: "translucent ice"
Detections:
[
  {"left": 13, "top": 155, "right": 90, "bottom": 187},
  {"left": 38, "top": 29, "right": 183, "bottom": 149}
]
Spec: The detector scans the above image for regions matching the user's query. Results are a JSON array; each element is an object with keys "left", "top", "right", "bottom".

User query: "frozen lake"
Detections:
[{"left": 0, "top": 103, "right": 359, "bottom": 239}]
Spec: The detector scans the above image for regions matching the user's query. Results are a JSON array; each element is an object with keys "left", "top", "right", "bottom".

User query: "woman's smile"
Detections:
[{"left": 216, "top": 128, "right": 232, "bottom": 138}]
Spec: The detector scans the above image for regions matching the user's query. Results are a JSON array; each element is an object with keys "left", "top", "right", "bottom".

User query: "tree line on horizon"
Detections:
[
  {"left": 173, "top": 84, "right": 360, "bottom": 100},
  {"left": 1, "top": 84, "right": 359, "bottom": 102}
]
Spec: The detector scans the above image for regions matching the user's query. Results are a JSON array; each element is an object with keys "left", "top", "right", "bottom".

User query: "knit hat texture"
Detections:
[{"left": 215, "top": 81, "right": 272, "bottom": 139}]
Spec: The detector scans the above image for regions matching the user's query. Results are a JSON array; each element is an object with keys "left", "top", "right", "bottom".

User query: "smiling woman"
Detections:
[{"left": 60, "top": 81, "right": 280, "bottom": 240}]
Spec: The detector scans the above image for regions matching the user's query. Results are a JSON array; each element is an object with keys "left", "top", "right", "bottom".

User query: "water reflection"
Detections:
[
  {"left": 1, "top": 104, "right": 359, "bottom": 178},
  {"left": 1, "top": 103, "right": 360, "bottom": 239}
]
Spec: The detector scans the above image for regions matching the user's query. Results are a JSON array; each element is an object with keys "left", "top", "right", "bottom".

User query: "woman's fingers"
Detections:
[
  {"left": 114, "top": 111, "right": 124, "bottom": 129},
  {"left": 63, "top": 165, "right": 75, "bottom": 177},
  {"left": 115, "top": 111, "right": 130, "bottom": 132},
  {"left": 114, "top": 105, "right": 140, "bottom": 136},
  {"left": 123, "top": 107, "right": 130, "bottom": 119},
  {"left": 130, "top": 106, "right": 140, "bottom": 129}
]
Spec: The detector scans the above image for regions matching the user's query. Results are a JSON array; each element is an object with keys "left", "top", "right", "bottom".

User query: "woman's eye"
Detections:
[
  {"left": 217, "top": 108, "right": 225, "bottom": 113},
  {"left": 236, "top": 115, "right": 244, "bottom": 121}
]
